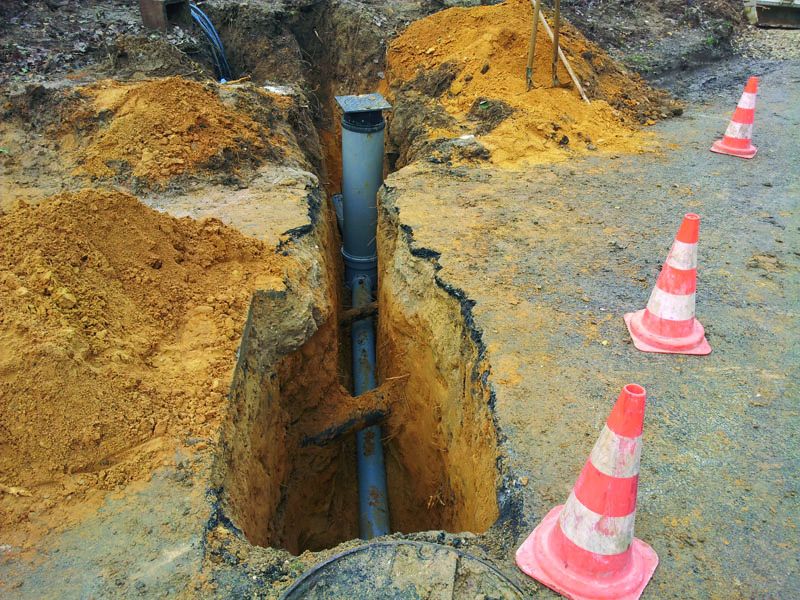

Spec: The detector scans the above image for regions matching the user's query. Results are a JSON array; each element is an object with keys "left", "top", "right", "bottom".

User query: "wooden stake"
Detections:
[
  {"left": 529, "top": 1, "right": 591, "bottom": 104},
  {"left": 525, "top": 0, "right": 542, "bottom": 90},
  {"left": 552, "top": 0, "right": 561, "bottom": 87}
]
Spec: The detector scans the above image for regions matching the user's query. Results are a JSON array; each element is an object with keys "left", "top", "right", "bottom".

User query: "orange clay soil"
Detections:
[
  {"left": 386, "top": 0, "right": 679, "bottom": 166},
  {"left": 0, "top": 189, "right": 291, "bottom": 547},
  {"left": 72, "top": 77, "right": 280, "bottom": 182}
]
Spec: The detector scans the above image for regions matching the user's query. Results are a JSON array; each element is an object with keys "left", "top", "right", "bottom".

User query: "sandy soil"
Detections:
[
  {"left": 74, "top": 78, "right": 271, "bottom": 182},
  {"left": 384, "top": 0, "right": 680, "bottom": 168},
  {"left": 0, "top": 188, "right": 289, "bottom": 549}
]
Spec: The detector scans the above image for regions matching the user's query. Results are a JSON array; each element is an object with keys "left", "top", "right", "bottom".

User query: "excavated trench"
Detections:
[{"left": 208, "top": 0, "right": 503, "bottom": 555}]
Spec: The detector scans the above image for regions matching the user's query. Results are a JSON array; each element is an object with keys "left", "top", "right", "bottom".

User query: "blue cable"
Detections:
[
  {"left": 193, "top": 5, "right": 231, "bottom": 79},
  {"left": 193, "top": 7, "right": 224, "bottom": 52},
  {"left": 190, "top": 8, "right": 224, "bottom": 78},
  {"left": 191, "top": 9, "right": 221, "bottom": 56},
  {"left": 189, "top": 3, "right": 231, "bottom": 81}
]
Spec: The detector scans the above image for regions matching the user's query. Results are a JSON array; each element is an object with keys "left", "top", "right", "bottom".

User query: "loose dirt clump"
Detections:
[
  {"left": 0, "top": 188, "right": 289, "bottom": 548},
  {"left": 72, "top": 77, "right": 279, "bottom": 186},
  {"left": 386, "top": 0, "right": 681, "bottom": 167},
  {"left": 467, "top": 97, "right": 515, "bottom": 135}
]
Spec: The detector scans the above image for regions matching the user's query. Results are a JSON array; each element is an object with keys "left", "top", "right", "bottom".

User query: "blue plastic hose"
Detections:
[{"left": 189, "top": 4, "right": 231, "bottom": 81}]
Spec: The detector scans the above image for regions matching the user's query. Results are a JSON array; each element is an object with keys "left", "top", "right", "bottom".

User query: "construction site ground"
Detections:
[
  {"left": 378, "top": 60, "right": 800, "bottom": 598},
  {"left": 0, "top": 0, "right": 798, "bottom": 598}
]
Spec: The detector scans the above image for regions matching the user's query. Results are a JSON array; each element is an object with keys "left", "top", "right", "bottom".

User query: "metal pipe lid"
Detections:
[{"left": 334, "top": 93, "right": 392, "bottom": 114}]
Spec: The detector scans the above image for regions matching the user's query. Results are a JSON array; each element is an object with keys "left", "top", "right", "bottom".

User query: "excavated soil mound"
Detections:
[
  {"left": 386, "top": 0, "right": 680, "bottom": 166},
  {"left": 0, "top": 189, "right": 288, "bottom": 545},
  {"left": 72, "top": 77, "right": 282, "bottom": 184}
]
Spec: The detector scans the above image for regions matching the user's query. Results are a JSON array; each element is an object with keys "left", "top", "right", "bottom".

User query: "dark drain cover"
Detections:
[{"left": 280, "top": 540, "right": 524, "bottom": 599}]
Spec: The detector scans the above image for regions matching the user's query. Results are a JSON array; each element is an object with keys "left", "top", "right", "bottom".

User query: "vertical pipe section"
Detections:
[
  {"left": 341, "top": 117, "right": 383, "bottom": 285},
  {"left": 351, "top": 276, "right": 390, "bottom": 538},
  {"left": 336, "top": 94, "right": 392, "bottom": 288}
]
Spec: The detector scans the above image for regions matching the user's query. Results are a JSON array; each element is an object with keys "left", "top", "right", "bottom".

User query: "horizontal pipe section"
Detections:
[{"left": 351, "top": 275, "right": 390, "bottom": 538}]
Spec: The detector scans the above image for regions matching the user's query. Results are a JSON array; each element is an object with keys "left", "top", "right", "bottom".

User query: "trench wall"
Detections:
[
  {"left": 377, "top": 186, "right": 501, "bottom": 534},
  {"left": 212, "top": 185, "right": 361, "bottom": 554}
]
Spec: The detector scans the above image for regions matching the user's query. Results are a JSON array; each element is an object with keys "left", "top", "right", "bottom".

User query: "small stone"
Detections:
[
  {"left": 153, "top": 421, "right": 167, "bottom": 437},
  {"left": 520, "top": 476, "right": 529, "bottom": 486},
  {"left": 480, "top": 62, "right": 490, "bottom": 74},
  {"left": 55, "top": 288, "right": 77, "bottom": 309}
]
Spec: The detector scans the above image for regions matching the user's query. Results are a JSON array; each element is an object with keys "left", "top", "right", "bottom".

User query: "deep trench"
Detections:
[{"left": 209, "top": 0, "right": 503, "bottom": 555}]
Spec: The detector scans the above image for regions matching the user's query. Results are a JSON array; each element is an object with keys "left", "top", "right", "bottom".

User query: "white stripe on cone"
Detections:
[
  {"left": 589, "top": 425, "right": 642, "bottom": 479},
  {"left": 724, "top": 121, "right": 753, "bottom": 140},
  {"left": 646, "top": 286, "right": 696, "bottom": 321},
  {"left": 559, "top": 492, "right": 637, "bottom": 555},
  {"left": 665, "top": 240, "right": 698, "bottom": 270},
  {"left": 738, "top": 92, "right": 757, "bottom": 110}
]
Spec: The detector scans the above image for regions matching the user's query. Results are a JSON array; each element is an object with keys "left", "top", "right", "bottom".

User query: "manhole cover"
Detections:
[{"left": 280, "top": 540, "right": 524, "bottom": 599}]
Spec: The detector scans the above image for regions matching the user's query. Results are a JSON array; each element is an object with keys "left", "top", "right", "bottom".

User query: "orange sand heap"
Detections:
[
  {"left": 387, "top": 0, "right": 679, "bottom": 166},
  {"left": 73, "top": 77, "right": 273, "bottom": 183},
  {"left": 0, "top": 189, "right": 288, "bottom": 545}
]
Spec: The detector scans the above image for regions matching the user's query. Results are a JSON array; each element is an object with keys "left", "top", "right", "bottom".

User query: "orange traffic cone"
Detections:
[
  {"left": 624, "top": 213, "right": 711, "bottom": 355},
  {"left": 711, "top": 76, "right": 758, "bottom": 159},
  {"left": 516, "top": 384, "right": 658, "bottom": 600}
]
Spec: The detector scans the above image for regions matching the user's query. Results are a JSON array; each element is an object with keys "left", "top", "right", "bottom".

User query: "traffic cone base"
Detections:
[
  {"left": 710, "top": 139, "right": 757, "bottom": 159},
  {"left": 624, "top": 310, "right": 711, "bottom": 355},
  {"left": 517, "top": 505, "right": 658, "bottom": 600}
]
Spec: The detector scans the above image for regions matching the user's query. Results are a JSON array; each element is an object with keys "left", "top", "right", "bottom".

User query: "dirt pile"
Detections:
[
  {"left": 386, "top": 0, "right": 681, "bottom": 167},
  {"left": 72, "top": 77, "right": 279, "bottom": 184},
  {"left": 0, "top": 189, "right": 289, "bottom": 545}
]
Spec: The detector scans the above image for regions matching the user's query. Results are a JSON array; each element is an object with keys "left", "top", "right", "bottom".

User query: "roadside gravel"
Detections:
[{"left": 734, "top": 24, "right": 800, "bottom": 60}]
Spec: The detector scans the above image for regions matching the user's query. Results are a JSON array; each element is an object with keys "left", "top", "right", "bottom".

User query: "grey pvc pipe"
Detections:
[
  {"left": 351, "top": 275, "right": 390, "bottom": 538},
  {"left": 341, "top": 118, "right": 385, "bottom": 287}
]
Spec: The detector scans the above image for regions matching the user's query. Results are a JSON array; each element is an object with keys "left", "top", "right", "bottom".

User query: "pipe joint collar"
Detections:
[
  {"left": 342, "top": 249, "right": 377, "bottom": 266},
  {"left": 342, "top": 248, "right": 377, "bottom": 289}
]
